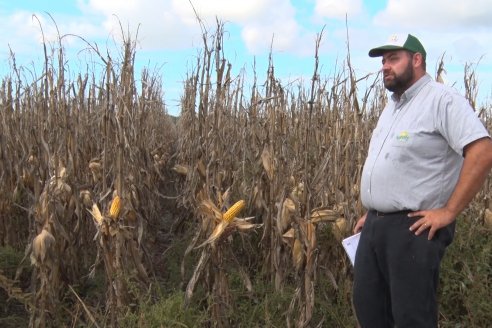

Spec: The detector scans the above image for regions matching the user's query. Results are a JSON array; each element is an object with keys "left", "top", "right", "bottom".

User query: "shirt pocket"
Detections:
[
  {"left": 391, "top": 129, "right": 415, "bottom": 148},
  {"left": 391, "top": 129, "right": 446, "bottom": 162}
]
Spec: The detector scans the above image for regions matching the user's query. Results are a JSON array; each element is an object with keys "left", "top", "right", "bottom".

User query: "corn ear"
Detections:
[
  {"left": 109, "top": 195, "right": 121, "bottom": 221},
  {"left": 309, "top": 207, "right": 338, "bottom": 223},
  {"left": 172, "top": 164, "right": 189, "bottom": 176},
  {"left": 222, "top": 200, "right": 246, "bottom": 223},
  {"left": 31, "top": 229, "right": 55, "bottom": 267},
  {"left": 90, "top": 203, "right": 103, "bottom": 225}
]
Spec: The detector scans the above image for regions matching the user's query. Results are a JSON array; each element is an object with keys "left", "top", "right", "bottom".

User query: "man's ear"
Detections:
[{"left": 413, "top": 52, "right": 424, "bottom": 68}]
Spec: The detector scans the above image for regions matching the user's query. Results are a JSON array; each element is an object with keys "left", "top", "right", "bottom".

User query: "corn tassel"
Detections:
[{"left": 222, "top": 200, "right": 245, "bottom": 223}]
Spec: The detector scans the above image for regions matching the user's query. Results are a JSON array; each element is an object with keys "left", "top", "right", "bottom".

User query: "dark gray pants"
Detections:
[{"left": 353, "top": 210, "right": 454, "bottom": 328}]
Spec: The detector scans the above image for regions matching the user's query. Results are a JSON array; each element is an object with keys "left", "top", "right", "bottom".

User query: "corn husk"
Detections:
[
  {"left": 89, "top": 203, "right": 104, "bottom": 225},
  {"left": 172, "top": 164, "right": 189, "bottom": 176},
  {"left": 484, "top": 209, "right": 492, "bottom": 229},
  {"left": 309, "top": 207, "right": 339, "bottom": 223},
  {"left": 30, "top": 229, "right": 56, "bottom": 267}
]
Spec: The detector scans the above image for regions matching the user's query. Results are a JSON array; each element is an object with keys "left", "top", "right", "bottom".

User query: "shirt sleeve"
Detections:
[{"left": 436, "top": 90, "right": 490, "bottom": 156}]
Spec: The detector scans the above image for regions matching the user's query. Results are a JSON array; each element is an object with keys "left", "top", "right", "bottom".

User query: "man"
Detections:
[{"left": 352, "top": 33, "right": 492, "bottom": 328}]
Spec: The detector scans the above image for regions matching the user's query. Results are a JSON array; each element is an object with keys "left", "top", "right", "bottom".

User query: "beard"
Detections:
[{"left": 383, "top": 59, "right": 414, "bottom": 95}]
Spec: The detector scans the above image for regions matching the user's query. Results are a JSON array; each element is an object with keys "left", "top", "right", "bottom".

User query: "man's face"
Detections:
[{"left": 381, "top": 50, "right": 415, "bottom": 95}]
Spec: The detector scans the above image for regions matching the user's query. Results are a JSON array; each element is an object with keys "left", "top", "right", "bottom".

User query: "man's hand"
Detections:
[
  {"left": 408, "top": 137, "right": 492, "bottom": 241},
  {"left": 353, "top": 212, "right": 368, "bottom": 234},
  {"left": 408, "top": 208, "right": 456, "bottom": 240}
]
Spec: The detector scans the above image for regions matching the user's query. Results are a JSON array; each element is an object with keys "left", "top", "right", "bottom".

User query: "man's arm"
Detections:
[{"left": 409, "top": 137, "right": 492, "bottom": 240}]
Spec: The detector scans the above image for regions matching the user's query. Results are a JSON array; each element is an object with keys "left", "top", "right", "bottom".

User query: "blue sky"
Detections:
[{"left": 1, "top": 0, "right": 492, "bottom": 115}]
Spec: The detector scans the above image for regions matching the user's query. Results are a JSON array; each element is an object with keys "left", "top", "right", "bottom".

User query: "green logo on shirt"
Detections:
[{"left": 397, "top": 130, "right": 410, "bottom": 141}]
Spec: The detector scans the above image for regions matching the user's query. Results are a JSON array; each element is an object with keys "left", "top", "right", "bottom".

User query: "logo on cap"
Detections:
[{"left": 387, "top": 34, "right": 406, "bottom": 46}]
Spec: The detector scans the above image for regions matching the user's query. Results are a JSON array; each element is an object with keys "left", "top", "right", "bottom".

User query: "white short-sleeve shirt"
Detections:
[{"left": 361, "top": 74, "right": 490, "bottom": 212}]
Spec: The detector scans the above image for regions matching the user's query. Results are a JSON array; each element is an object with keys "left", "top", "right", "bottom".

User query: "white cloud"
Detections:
[
  {"left": 314, "top": 0, "right": 363, "bottom": 19},
  {"left": 238, "top": 0, "right": 303, "bottom": 54},
  {"left": 242, "top": 19, "right": 299, "bottom": 54},
  {"left": 172, "top": 0, "right": 306, "bottom": 55},
  {"left": 0, "top": 11, "right": 67, "bottom": 57},
  {"left": 362, "top": 0, "right": 492, "bottom": 70},
  {"left": 79, "top": 0, "right": 202, "bottom": 50},
  {"left": 83, "top": 0, "right": 140, "bottom": 15},
  {"left": 374, "top": 0, "right": 492, "bottom": 30},
  {"left": 171, "top": 0, "right": 268, "bottom": 24},
  {"left": 1, "top": 11, "right": 39, "bottom": 48},
  {"left": 1, "top": 0, "right": 307, "bottom": 63},
  {"left": 80, "top": 0, "right": 305, "bottom": 55}
]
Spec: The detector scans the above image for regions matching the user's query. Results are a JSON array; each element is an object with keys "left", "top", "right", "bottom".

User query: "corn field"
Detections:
[{"left": 0, "top": 22, "right": 491, "bottom": 328}]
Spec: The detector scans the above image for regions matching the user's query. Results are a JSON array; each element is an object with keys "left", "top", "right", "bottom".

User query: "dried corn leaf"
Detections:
[
  {"left": 197, "top": 221, "right": 230, "bottom": 248},
  {"left": 283, "top": 198, "right": 296, "bottom": 213},
  {"left": 282, "top": 228, "right": 295, "bottom": 246},
  {"left": 261, "top": 147, "right": 274, "bottom": 180},
  {"left": 231, "top": 253, "right": 253, "bottom": 293},
  {"left": 292, "top": 238, "right": 304, "bottom": 272},
  {"left": 184, "top": 250, "right": 211, "bottom": 307},
  {"left": 218, "top": 187, "right": 231, "bottom": 209},
  {"left": 0, "top": 271, "right": 32, "bottom": 306},
  {"left": 306, "top": 221, "right": 316, "bottom": 250},
  {"left": 291, "top": 182, "right": 304, "bottom": 200},
  {"left": 234, "top": 217, "right": 261, "bottom": 231},
  {"left": 196, "top": 159, "right": 206, "bottom": 178},
  {"left": 198, "top": 199, "right": 223, "bottom": 222}
]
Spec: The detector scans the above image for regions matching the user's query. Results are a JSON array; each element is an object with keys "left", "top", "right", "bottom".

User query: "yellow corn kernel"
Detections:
[
  {"left": 109, "top": 195, "right": 121, "bottom": 221},
  {"left": 222, "top": 200, "right": 245, "bottom": 223}
]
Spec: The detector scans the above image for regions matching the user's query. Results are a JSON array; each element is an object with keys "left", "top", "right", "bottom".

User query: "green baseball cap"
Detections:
[{"left": 368, "top": 33, "right": 426, "bottom": 60}]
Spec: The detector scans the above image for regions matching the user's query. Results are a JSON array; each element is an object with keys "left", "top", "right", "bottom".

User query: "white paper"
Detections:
[{"left": 342, "top": 232, "right": 361, "bottom": 266}]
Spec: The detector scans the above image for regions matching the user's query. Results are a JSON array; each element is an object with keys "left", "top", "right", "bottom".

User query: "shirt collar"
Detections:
[{"left": 391, "top": 73, "right": 432, "bottom": 104}]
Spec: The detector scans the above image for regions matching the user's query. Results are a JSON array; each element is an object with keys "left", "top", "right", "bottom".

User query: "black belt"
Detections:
[{"left": 371, "top": 209, "right": 412, "bottom": 217}]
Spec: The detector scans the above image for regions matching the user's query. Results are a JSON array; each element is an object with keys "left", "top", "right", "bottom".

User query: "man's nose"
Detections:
[{"left": 381, "top": 62, "right": 390, "bottom": 72}]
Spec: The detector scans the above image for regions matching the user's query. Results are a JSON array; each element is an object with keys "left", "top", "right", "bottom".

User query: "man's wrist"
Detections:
[{"left": 443, "top": 205, "right": 460, "bottom": 218}]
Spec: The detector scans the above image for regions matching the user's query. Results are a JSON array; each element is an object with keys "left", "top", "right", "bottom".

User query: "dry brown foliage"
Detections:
[
  {"left": 0, "top": 17, "right": 490, "bottom": 328},
  {"left": 0, "top": 22, "right": 175, "bottom": 327}
]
